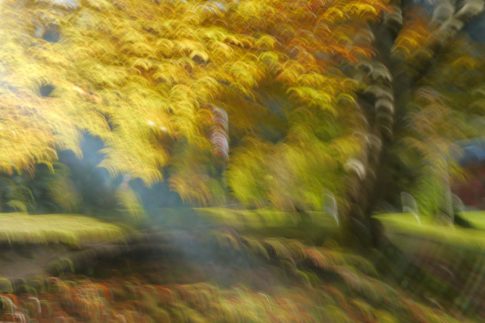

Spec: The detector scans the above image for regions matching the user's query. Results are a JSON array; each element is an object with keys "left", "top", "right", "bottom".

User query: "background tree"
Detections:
[{"left": 373, "top": 2, "right": 485, "bottom": 223}]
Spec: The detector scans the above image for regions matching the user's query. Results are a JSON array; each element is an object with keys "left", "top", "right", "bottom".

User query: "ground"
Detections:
[{"left": 0, "top": 210, "right": 483, "bottom": 322}]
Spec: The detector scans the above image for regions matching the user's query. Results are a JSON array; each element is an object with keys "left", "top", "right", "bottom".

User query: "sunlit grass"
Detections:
[
  {"left": 0, "top": 213, "right": 126, "bottom": 245},
  {"left": 461, "top": 211, "right": 485, "bottom": 230},
  {"left": 375, "top": 212, "right": 485, "bottom": 249}
]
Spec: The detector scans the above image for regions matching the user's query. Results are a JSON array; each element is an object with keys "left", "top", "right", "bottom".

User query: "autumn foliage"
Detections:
[{"left": 0, "top": 0, "right": 390, "bottom": 210}]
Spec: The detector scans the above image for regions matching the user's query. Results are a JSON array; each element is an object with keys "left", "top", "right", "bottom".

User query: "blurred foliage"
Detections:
[
  {"left": 393, "top": 36, "right": 485, "bottom": 218},
  {"left": 0, "top": 0, "right": 389, "bottom": 211},
  {"left": 0, "top": 230, "right": 466, "bottom": 323},
  {"left": 0, "top": 0, "right": 483, "bottom": 219},
  {"left": 0, "top": 1, "right": 484, "bottom": 321}
]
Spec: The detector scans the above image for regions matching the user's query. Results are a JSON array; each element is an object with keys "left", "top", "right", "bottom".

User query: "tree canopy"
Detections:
[
  {"left": 0, "top": 0, "right": 389, "bottom": 208},
  {"left": 0, "top": 0, "right": 484, "bottom": 225}
]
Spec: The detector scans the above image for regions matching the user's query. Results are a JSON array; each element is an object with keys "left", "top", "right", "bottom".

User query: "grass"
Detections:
[
  {"left": 0, "top": 213, "right": 126, "bottom": 245},
  {"left": 461, "top": 211, "right": 485, "bottom": 230},
  {"left": 149, "top": 207, "right": 341, "bottom": 244},
  {"left": 374, "top": 211, "right": 485, "bottom": 250},
  {"left": 195, "top": 208, "right": 337, "bottom": 228},
  {"left": 0, "top": 207, "right": 336, "bottom": 246},
  {"left": 9, "top": 208, "right": 473, "bottom": 248}
]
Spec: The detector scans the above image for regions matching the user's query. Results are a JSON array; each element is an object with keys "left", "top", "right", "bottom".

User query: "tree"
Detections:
[
  {"left": 341, "top": 0, "right": 485, "bottom": 244},
  {"left": 0, "top": 0, "right": 386, "bottom": 209},
  {"left": 0, "top": 0, "right": 484, "bottom": 244}
]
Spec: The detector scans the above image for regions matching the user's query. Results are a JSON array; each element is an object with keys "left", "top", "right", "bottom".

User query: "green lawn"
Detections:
[
  {"left": 374, "top": 211, "right": 485, "bottom": 249},
  {"left": 5, "top": 209, "right": 480, "bottom": 248},
  {"left": 0, "top": 208, "right": 338, "bottom": 246},
  {"left": 461, "top": 211, "right": 485, "bottom": 230},
  {"left": 0, "top": 213, "right": 126, "bottom": 245}
]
